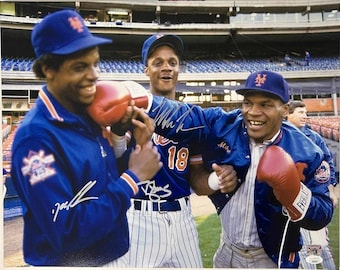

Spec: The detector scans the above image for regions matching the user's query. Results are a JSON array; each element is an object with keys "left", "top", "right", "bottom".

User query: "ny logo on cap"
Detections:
[
  {"left": 68, "top": 16, "right": 84, "bottom": 33},
  {"left": 155, "top": 33, "right": 164, "bottom": 40},
  {"left": 255, "top": 73, "right": 267, "bottom": 87}
]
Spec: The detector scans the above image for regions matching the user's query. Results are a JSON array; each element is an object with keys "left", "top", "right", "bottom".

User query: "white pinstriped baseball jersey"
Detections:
[{"left": 106, "top": 133, "right": 203, "bottom": 268}]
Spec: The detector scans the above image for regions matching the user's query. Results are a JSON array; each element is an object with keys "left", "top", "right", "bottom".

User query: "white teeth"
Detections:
[
  {"left": 84, "top": 86, "right": 95, "bottom": 92},
  {"left": 249, "top": 120, "right": 263, "bottom": 126}
]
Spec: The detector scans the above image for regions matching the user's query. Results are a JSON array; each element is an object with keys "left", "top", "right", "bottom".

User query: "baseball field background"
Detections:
[{"left": 196, "top": 207, "right": 339, "bottom": 268}]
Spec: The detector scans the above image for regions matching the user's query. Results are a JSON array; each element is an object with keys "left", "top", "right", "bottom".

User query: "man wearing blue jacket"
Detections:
[
  {"left": 287, "top": 100, "right": 337, "bottom": 269},
  {"left": 143, "top": 70, "right": 334, "bottom": 268},
  {"left": 10, "top": 9, "right": 162, "bottom": 266}
]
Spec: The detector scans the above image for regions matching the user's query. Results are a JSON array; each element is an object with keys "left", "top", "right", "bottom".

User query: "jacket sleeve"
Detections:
[
  {"left": 11, "top": 131, "right": 137, "bottom": 253},
  {"left": 147, "top": 95, "right": 241, "bottom": 142},
  {"left": 301, "top": 169, "right": 334, "bottom": 230},
  {"left": 315, "top": 135, "right": 337, "bottom": 186},
  {"left": 297, "top": 143, "right": 334, "bottom": 230}
]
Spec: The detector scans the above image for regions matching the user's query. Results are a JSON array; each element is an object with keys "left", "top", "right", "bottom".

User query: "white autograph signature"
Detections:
[
  {"left": 141, "top": 180, "right": 172, "bottom": 201},
  {"left": 51, "top": 180, "right": 98, "bottom": 222},
  {"left": 152, "top": 101, "right": 205, "bottom": 133}
]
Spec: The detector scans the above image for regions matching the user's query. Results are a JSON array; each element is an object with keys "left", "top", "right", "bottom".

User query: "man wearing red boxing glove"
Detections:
[
  {"left": 134, "top": 70, "right": 334, "bottom": 269},
  {"left": 10, "top": 10, "right": 162, "bottom": 267},
  {"left": 257, "top": 145, "right": 312, "bottom": 221}
]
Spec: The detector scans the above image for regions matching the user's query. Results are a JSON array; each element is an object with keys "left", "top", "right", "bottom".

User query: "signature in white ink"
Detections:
[
  {"left": 141, "top": 180, "right": 172, "bottom": 201},
  {"left": 153, "top": 101, "right": 205, "bottom": 133},
  {"left": 51, "top": 180, "right": 98, "bottom": 222}
]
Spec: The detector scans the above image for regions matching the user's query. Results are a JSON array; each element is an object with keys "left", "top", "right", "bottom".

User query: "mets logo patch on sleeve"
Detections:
[
  {"left": 21, "top": 150, "right": 56, "bottom": 185},
  {"left": 314, "top": 160, "right": 330, "bottom": 183}
]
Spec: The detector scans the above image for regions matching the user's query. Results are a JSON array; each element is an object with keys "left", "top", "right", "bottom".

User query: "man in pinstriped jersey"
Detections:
[{"left": 108, "top": 34, "right": 238, "bottom": 268}]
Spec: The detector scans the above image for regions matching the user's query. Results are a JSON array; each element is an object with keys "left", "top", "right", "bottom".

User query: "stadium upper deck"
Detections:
[
  {"left": 1, "top": 1, "right": 339, "bottom": 110},
  {"left": 4, "top": 1, "right": 338, "bottom": 14},
  {"left": 1, "top": 1, "right": 339, "bottom": 56}
]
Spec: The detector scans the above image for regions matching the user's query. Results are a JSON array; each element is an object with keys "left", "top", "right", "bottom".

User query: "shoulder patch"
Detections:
[
  {"left": 21, "top": 150, "right": 56, "bottom": 185},
  {"left": 314, "top": 160, "right": 330, "bottom": 184}
]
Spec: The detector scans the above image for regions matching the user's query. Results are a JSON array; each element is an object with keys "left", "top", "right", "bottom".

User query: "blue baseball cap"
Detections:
[
  {"left": 236, "top": 70, "right": 290, "bottom": 103},
  {"left": 142, "top": 34, "right": 183, "bottom": 66},
  {"left": 31, "top": 9, "right": 112, "bottom": 58}
]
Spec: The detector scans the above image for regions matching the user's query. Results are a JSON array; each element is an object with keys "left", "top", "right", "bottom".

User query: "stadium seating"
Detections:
[
  {"left": 307, "top": 116, "right": 340, "bottom": 142},
  {"left": 2, "top": 124, "right": 11, "bottom": 141},
  {"left": 2, "top": 56, "right": 339, "bottom": 73},
  {"left": 2, "top": 57, "right": 33, "bottom": 72},
  {"left": 2, "top": 126, "right": 17, "bottom": 163}
]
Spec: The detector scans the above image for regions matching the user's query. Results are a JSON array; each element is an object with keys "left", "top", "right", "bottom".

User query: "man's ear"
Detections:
[
  {"left": 42, "top": 65, "right": 55, "bottom": 79},
  {"left": 281, "top": 103, "right": 289, "bottom": 118},
  {"left": 144, "top": 66, "right": 149, "bottom": 77}
]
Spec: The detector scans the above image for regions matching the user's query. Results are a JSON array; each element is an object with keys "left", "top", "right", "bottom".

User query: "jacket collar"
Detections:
[
  {"left": 38, "top": 86, "right": 89, "bottom": 125},
  {"left": 38, "top": 86, "right": 64, "bottom": 122}
]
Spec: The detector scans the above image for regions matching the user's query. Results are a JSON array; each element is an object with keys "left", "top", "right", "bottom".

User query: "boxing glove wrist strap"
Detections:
[
  {"left": 111, "top": 133, "right": 127, "bottom": 158},
  {"left": 208, "top": 171, "right": 220, "bottom": 191},
  {"left": 284, "top": 182, "right": 311, "bottom": 222}
]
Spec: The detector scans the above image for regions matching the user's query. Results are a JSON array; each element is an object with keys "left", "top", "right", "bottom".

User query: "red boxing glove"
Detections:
[
  {"left": 87, "top": 81, "right": 149, "bottom": 126},
  {"left": 257, "top": 145, "right": 311, "bottom": 221}
]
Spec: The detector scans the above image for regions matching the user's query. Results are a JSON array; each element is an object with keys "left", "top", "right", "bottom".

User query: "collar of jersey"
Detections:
[{"left": 38, "top": 87, "right": 65, "bottom": 122}]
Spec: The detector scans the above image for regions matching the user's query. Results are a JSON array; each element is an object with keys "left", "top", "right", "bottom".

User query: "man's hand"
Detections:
[
  {"left": 189, "top": 163, "right": 238, "bottom": 196},
  {"left": 128, "top": 141, "right": 162, "bottom": 182},
  {"left": 111, "top": 102, "right": 135, "bottom": 136},
  {"left": 328, "top": 184, "right": 338, "bottom": 208},
  {"left": 211, "top": 163, "right": 238, "bottom": 193},
  {"left": 131, "top": 107, "right": 155, "bottom": 146}
]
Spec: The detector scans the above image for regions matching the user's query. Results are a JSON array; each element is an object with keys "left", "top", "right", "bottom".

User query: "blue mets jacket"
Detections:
[
  {"left": 10, "top": 87, "right": 140, "bottom": 266},
  {"left": 146, "top": 95, "right": 334, "bottom": 268}
]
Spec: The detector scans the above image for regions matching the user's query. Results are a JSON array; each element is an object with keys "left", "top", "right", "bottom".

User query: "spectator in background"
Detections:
[
  {"left": 287, "top": 100, "right": 337, "bottom": 270},
  {"left": 305, "top": 51, "right": 311, "bottom": 66},
  {"left": 284, "top": 54, "right": 291, "bottom": 66}
]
